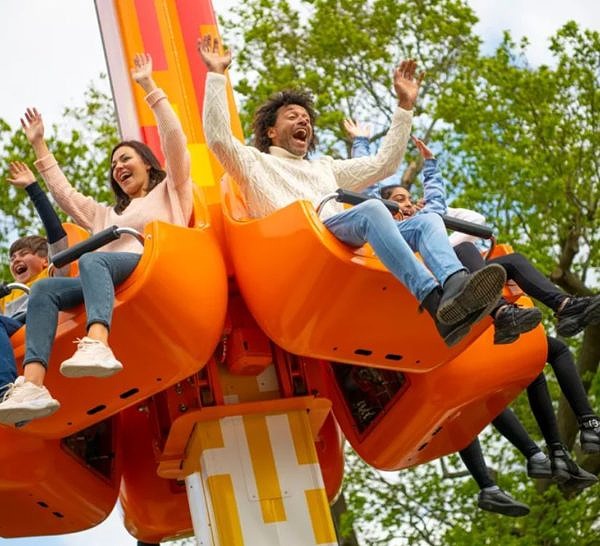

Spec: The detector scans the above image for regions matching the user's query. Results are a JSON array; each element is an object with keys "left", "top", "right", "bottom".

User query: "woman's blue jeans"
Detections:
[
  {"left": 24, "top": 252, "right": 141, "bottom": 368},
  {"left": 323, "top": 200, "right": 464, "bottom": 302},
  {"left": 0, "top": 315, "right": 22, "bottom": 390}
]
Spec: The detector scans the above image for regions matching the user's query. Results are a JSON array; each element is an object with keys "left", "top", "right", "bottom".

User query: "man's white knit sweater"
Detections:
[{"left": 203, "top": 73, "right": 414, "bottom": 219}]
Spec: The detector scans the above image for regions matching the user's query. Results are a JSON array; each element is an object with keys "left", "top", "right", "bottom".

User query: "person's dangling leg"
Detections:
[
  {"left": 459, "top": 437, "right": 529, "bottom": 517},
  {"left": 492, "top": 408, "right": 550, "bottom": 478},
  {"left": 490, "top": 252, "right": 600, "bottom": 336},
  {"left": 453, "top": 242, "right": 542, "bottom": 344},
  {"left": 324, "top": 202, "right": 502, "bottom": 346},
  {"left": 0, "top": 317, "right": 20, "bottom": 393},
  {"left": 526, "top": 372, "right": 598, "bottom": 492},
  {"left": 0, "top": 276, "right": 85, "bottom": 424},
  {"left": 60, "top": 251, "right": 141, "bottom": 378},
  {"left": 546, "top": 336, "right": 600, "bottom": 453},
  {"left": 397, "top": 213, "right": 506, "bottom": 325}
]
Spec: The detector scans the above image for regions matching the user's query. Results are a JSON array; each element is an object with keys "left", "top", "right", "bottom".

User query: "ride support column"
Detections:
[{"left": 181, "top": 411, "right": 338, "bottom": 546}]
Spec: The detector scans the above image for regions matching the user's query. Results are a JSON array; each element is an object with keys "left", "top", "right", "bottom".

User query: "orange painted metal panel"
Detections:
[
  {"left": 303, "top": 302, "right": 547, "bottom": 470},
  {"left": 0, "top": 419, "right": 120, "bottom": 537}
]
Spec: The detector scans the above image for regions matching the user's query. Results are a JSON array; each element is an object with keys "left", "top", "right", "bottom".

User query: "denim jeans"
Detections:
[
  {"left": 323, "top": 200, "right": 463, "bottom": 302},
  {"left": 24, "top": 252, "right": 141, "bottom": 368},
  {"left": 0, "top": 315, "right": 22, "bottom": 390}
]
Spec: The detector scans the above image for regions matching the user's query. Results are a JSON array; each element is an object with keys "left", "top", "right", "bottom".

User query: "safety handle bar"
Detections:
[
  {"left": 0, "top": 282, "right": 30, "bottom": 297},
  {"left": 317, "top": 189, "right": 494, "bottom": 240},
  {"left": 51, "top": 226, "right": 145, "bottom": 269}
]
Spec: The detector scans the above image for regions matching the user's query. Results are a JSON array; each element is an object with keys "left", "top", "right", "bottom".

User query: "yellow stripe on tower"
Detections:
[
  {"left": 305, "top": 489, "right": 337, "bottom": 544},
  {"left": 207, "top": 474, "right": 245, "bottom": 546},
  {"left": 243, "top": 415, "right": 287, "bottom": 523},
  {"left": 288, "top": 411, "right": 318, "bottom": 465}
]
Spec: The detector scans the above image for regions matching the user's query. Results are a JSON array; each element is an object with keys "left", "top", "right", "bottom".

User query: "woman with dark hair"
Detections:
[{"left": 0, "top": 53, "right": 193, "bottom": 425}]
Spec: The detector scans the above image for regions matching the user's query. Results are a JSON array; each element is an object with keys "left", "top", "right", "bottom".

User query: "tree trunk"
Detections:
[{"left": 331, "top": 492, "right": 361, "bottom": 546}]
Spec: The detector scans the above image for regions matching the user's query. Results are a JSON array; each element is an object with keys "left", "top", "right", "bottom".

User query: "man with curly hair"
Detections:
[{"left": 197, "top": 35, "right": 506, "bottom": 346}]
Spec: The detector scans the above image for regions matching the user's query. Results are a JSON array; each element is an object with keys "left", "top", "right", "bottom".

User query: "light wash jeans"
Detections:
[
  {"left": 323, "top": 200, "right": 464, "bottom": 302},
  {"left": 24, "top": 252, "right": 141, "bottom": 368}
]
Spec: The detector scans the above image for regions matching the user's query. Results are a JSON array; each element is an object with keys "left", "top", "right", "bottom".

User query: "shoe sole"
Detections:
[
  {"left": 557, "top": 297, "right": 600, "bottom": 337},
  {"left": 528, "top": 470, "right": 553, "bottom": 479},
  {"left": 494, "top": 308, "right": 543, "bottom": 344},
  {"left": 478, "top": 500, "right": 530, "bottom": 517},
  {"left": 552, "top": 468, "right": 599, "bottom": 489},
  {"left": 437, "top": 265, "right": 506, "bottom": 325},
  {"left": 557, "top": 475, "right": 599, "bottom": 494},
  {"left": 0, "top": 401, "right": 60, "bottom": 425},
  {"left": 443, "top": 322, "right": 472, "bottom": 347},
  {"left": 60, "top": 362, "right": 123, "bottom": 378},
  {"left": 581, "top": 442, "right": 600, "bottom": 454}
]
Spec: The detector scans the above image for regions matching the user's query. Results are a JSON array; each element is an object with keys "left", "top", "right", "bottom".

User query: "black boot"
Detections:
[
  {"left": 555, "top": 294, "right": 600, "bottom": 337},
  {"left": 549, "top": 443, "right": 598, "bottom": 494},
  {"left": 421, "top": 287, "right": 473, "bottom": 347},
  {"left": 526, "top": 454, "right": 552, "bottom": 479},
  {"left": 578, "top": 416, "right": 600, "bottom": 454},
  {"left": 477, "top": 487, "right": 530, "bottom": 517},
  {"left": 437, "top": 264, "right": 506, "bottom": 325}
]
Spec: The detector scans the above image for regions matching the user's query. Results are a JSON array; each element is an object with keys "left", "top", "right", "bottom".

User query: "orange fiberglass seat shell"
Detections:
[
  {"left": 0, "top": 417, "right": 120, "bottom": 537},
  {"left": 118, "top": 405, "right": 193, "bottom": 544},
  {"left": 303, "top": 300, "right": 547, "bottom": 471},
  {"left": 10, "top": 186, "right": 228, "bottom": 439},
  {"left": 221, "top": 174, "right": 491, "bottom": 373}
]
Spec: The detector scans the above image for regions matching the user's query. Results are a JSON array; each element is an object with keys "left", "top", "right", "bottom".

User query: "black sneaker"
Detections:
[
  {"left": 549, "top": 444, "right": 598, "bottom": 493},
  {"left": 555, "top": 294, "right": 600, "bottom": 337},
  {"left": 437, "top": 265, "right": 506, "bottom": 325},
  {"left": 579, "top": 416, "right": 600, "bottom": 454},
  {"left": 421, "top": 287, "right": 477, "bottom": 347},
  {"left": 477, "top": 488, "right": 530, "bottom": 517},
  {"left": 527, "top": 455, "right": 552, "bottom": 479},
  {"left": 494, "top": 304, "right": 543, "bottom": 344}
]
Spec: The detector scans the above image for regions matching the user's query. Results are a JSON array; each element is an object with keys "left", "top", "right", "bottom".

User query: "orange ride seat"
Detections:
[
  {"left": 0, "top": 416, "right": 121, "bottom": 537},
  {"left": 10, "top": 186, "right": 228, "bottom": 439},
  {"left": 221, "top": 174, "right": 492, "bottom": 373},
  {"left": 302, "top": 292, "right": 547, "bottom": 470}
]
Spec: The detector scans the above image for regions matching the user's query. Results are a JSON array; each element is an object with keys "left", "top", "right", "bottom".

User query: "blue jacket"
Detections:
[{"left": 351, "top": 136, "right": 447, "bottom": 215}]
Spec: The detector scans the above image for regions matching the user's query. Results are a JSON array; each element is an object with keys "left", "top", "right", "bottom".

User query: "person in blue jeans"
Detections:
[
  {"left": 198, "top": 36, "right": 507, "bottom": 349},
  {"left": 0, "top": 161, "right": 68, "bottom": 397}
]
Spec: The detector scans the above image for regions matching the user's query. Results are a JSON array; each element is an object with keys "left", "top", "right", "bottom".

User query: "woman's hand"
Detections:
[
  {"left": 343, "top": 119, "right": 372, "bottom": 139},
  {"left": 131, "top": 53, "right": 157, "bottom": 93},
  {"left": 21, "top": 108, "right": 45, "bottom": 145},
  {"left": 7, "top": 161, "right": 36, "bottom": 188},
  {"left": 197, "top": 34, "right": 232, "bottom": 74},
  {"left": 411, "top": 135, "right": 435, "bottom": 159}
]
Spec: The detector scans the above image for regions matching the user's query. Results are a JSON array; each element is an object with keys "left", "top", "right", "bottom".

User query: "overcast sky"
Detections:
[{"left": 0, "top": 1, "right": 598, "bottom": 545}]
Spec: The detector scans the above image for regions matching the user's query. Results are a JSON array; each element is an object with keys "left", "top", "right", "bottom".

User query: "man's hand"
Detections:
[
  {"left": 7, "top": 161, "right": 36, "bottom": 188},
  {"left": 20, "top": 108, "right": 44, "bottom": 145},
  {"left": 197, "top": 35, "right": 232, "bottom": 74},
  {"left": 343, "top": 119, "right": 372, "bottom": 139},
  {"left": 412, "top": 135, "right": 434, "bottom": 159},
  {"left": 393, "top": 59, "right": 424, "bottom": 111}
]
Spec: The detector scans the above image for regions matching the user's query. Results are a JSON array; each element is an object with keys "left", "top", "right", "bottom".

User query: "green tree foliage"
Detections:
[
  {"left": 222, "top": 0, "right": 480, "bottom": 157},
  {"left": 0, "top": 75, "right": 118, "bottom": 279},
  {"left": 221, "top": 1, "right": 599, "bottom": 544}
]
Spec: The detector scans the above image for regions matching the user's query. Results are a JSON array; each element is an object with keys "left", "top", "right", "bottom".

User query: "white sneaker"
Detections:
[
  {"left": 0, "top": 377, "right": 60, "bottom": 425},
  {"left": 60, "top": 337, "right": 123, "bottom": 378}
]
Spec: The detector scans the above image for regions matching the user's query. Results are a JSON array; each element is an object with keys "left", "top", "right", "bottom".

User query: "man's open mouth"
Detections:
[{"left": 292, "top": 128, "right": 308, "bottom": 143}]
